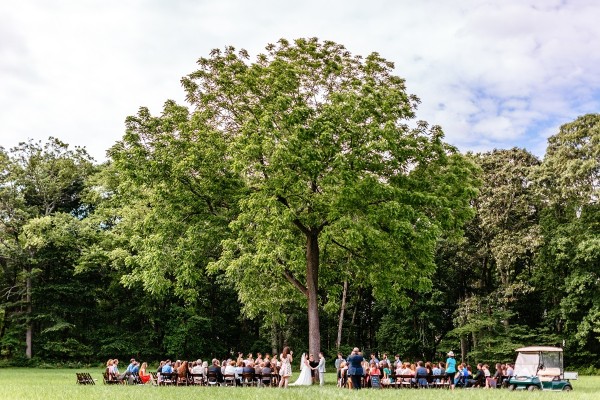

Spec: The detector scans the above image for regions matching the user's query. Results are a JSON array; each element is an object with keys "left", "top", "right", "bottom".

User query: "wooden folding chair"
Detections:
[
  {"left": 206, "top": 371, "right": 220, "bottom": 386},
  {"left": 223, "top": 374, "right": 237, "bottom": 387},
  {"left": 103, "top": 371, "right": 121, "bottom": 385}
]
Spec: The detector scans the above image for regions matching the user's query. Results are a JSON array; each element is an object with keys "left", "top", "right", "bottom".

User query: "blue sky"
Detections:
[{"left": 1, "top": 0, "right": 599, "bottom": 161}]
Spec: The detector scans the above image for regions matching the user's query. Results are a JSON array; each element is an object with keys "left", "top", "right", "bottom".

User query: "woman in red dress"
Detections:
[{"left": 139, "top": 362, "right": 152, "bottom": 384}]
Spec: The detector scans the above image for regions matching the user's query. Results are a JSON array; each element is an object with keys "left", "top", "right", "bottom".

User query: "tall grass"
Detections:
[{"left": 0, "top": 369, "right": 598, "bottom": 400}]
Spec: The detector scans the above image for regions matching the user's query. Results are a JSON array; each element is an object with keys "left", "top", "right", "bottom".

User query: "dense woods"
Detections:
[{"left": 0, "top": 40, "right": 598, "bottom": 369}]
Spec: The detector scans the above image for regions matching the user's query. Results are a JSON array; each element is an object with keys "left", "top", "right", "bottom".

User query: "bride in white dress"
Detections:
[{"left": 289, "top": 353, "right": 313, "bottom": 386}]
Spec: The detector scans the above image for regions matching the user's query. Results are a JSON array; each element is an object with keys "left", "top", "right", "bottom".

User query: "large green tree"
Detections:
[{"left": 182, "top": 38, "right": 479, "bottom": 355}]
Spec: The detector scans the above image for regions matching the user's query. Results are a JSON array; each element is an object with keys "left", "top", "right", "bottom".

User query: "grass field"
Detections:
[{"left": 0, "top": 369, "right": 599, "bottom": 400}]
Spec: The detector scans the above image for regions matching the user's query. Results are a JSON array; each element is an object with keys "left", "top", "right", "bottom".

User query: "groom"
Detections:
[{"left": 317, "top": 352, "right": 326, "bottom": 386}]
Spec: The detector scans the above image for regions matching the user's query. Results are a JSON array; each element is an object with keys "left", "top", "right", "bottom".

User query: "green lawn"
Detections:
[{"left": 0, "top": 369, "right": 599, "bottom": 400}]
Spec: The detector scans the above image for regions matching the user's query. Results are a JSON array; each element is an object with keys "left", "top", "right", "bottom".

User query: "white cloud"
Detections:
[{"left": 1, "top": 0, "right": 599, "bottom": 161}]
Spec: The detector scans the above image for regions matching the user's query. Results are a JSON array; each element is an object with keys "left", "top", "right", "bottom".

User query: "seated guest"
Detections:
[
  {"left": 111, "top": 359, "right": 120, "bottom": 376},
  {"left": 262, "top": 361, "right": 272, "bottom": 376},
  {"left": 191, "top": 361, "right": 204, "bottom": 384},
  {"left": 432, "top": 361, "right": 444, "bottom": 383},
  {"left": 105, "top": 359, "right": 116, "bottom": 381},
  {"left": 506, "top": 363, "right": 514, "bottom": 377},
  {"left": 483, "top": 364, "right": 491, "bottom": 378},
  {"left": 224, "top": 360, "right": 237, "bottom": 382},
  {"left": 369, "top": 361, "right": 381, "bottom": 387},
  {"left": 120, "top": 358, "right": 139, "bottom": 384},
  {"left": 234, "top": 360, "right": 244, "bottom": 384},
  {"left": 401, "top": 362, "right": 413, "bottom": 384},
  {"left": 415, "top": 361, "right": 428, "bottom": 387},
  {"left": 177, "top": 361, "right": 188, "bottom": 384},
  {"left": 491, "top": 363, "right": 503, "bottom": 388},
  {"left": 425, "top": 361, "right": 433, "bottom": 375},
  {"left": 242, "top": 361, "right": 255, "bottom": 377},
  {"left": 111, "top": 359, "right": 124, "bottom": 381},
  {"left": 381, "top": 362, "right": 392, "bottom": 387},
  {"left": 469, "top": 363, "right": 485, "bottom": 387},
  {"left": 339, "top": 361, "right": 348, "bottom": 387},
  {"left": 163, "top": 360, "right": 173, "bottom": 374},
  {"left": 156, "top": 360, "right": 165, "bottom": 373},
  {"left": 254, "top": 362, "right": 262, "bottom": 376},
  {"left": 191, "top": 360, "right": 203, "bottom": 374},
  {"left": 255, "top": 352, "right": 263, "bottom": 365},
  {"left": 394, "top": 361, "right": 403, "bottom": 375},
  {"left": 455, "top": 363, "right": 469, "bottom": 387},
  {"left": 139, "top": 362, "right": 152, "bottom": 384},
  {"left": 261, "top": 361, "right": 272, "bottom": 386},
  {"left": 208, "top": 359, "right": 224, "bottom": 383}
]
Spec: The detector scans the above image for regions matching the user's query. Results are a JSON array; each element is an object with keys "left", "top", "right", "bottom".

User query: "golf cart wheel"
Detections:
[
  {"left": 562, "top": 385, "right": 572, "bottom": 391},
  {"left": 508, "top": 384, "right": 516, "bottom": 391},
  {"left": 527, "top": 385, "right": 539, "bottom": 391}
]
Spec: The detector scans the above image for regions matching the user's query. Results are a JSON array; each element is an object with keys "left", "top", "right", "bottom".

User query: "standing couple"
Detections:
[{"left": 289, "top": 352, "right": 325, "bottom": 386}]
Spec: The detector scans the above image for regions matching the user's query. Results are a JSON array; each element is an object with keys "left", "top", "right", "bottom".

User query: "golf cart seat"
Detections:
[{"left": 538, "top": 368, "right": 561, "bottom": 381}]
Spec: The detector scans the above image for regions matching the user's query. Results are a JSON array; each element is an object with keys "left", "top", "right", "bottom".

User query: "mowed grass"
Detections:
[{"left": 1, "top": 369, "right": 600, "bottom": 400}]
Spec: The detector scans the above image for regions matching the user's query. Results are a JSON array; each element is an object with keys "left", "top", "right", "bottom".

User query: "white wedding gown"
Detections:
[{"left": 289, "top": 353, "right": 313, "bottom": 386}]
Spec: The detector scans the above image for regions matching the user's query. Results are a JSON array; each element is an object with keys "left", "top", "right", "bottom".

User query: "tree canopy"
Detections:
[{"left": 179, "top": 38, "right": 479, "bottom": 355}]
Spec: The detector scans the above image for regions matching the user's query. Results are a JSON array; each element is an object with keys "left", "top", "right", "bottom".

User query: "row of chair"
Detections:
[
  {"left": 341, "top": 374, "right": 452, "bottom": 389},
  {"left": 157, "top": 371, "right": 281, "bottom": 387}
]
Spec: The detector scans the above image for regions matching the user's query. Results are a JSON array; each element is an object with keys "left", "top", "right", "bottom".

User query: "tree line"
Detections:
[{"left": 0, "top": 39, "right": 598, "bottom": 368}]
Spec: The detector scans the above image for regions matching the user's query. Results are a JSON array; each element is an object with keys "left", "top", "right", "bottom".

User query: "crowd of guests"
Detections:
[
  {"left": 105, "top": 358, "right": 153, "bottom": 384},
  {"left": 104, "top": 352, "right": 286, "bottom": 386},
  {"left": 334, "top": 350, "right": 516, "bottom": 390},
  {"left": 104, "top": 349, "right": 515, "bottom": 390}
]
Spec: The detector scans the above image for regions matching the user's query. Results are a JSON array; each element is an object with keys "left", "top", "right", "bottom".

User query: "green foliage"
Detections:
[
  {"left": 1, "top": 47, "right": 598, "bottom": 369},
  {"left": 534, "top": 114, "right": 600, "bottom": 362},
  {"left": 184, "top": 38, "right": 478, "bottom": 355}
]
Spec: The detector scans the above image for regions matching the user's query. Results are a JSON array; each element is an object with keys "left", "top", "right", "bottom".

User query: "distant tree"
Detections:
[
  {"left": 0, "top": 138, "right": 94, "bottom": 359},
  {"left": 535, "top": 114, "right": 600, "bottom": 362},
  {"left": 83, "top": 101, "right": 250, "bottom": 358}
]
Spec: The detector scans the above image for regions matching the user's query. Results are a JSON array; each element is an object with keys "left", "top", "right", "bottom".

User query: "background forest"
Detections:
[{"left": 0, "top": 40, "right": 598, "bottom": 370}]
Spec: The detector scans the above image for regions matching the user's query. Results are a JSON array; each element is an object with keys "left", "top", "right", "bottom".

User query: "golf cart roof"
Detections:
[{"left": 516, "top": 346, "right": 563, "bottom": 353}]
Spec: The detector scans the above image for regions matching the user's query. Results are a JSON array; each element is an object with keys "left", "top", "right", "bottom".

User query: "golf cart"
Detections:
[{"left": 508, "top": 346, "right": 577, "bottom": 391}]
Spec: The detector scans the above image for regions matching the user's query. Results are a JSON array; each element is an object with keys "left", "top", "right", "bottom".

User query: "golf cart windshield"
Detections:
[
  {"left": 540, "top": 351, "right": 562, "bottom": 370},
  {"left": 514, "top": 352, "right": 539, "bottom": 376}
]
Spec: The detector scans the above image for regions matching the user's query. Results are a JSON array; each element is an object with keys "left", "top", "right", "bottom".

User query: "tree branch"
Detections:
[
  {"left": 278, "top": 258, "right": 308, "bottom": 297},
  {"left": 331, "top": 238, "right": 367, "bottom": 260},
  {"left": 276, "top": 195, "right": 309, "bottom": 234}
]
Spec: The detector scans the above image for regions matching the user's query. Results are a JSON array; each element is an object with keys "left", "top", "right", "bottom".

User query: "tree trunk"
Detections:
[
  {"left": 306, "top": 231, "right": 320, "bottom": 357},
  {"left": 336, "top": 279, "right": 348, "bottom": 349},
  {"left": 460, "top": 336, "right": 468, "bottom": 363},
  {"left": 271, "top": 322, "right": 278, "bottom": 355},
  {"left": 25, "top": 271, "right": 32, "bottom": 359}
]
